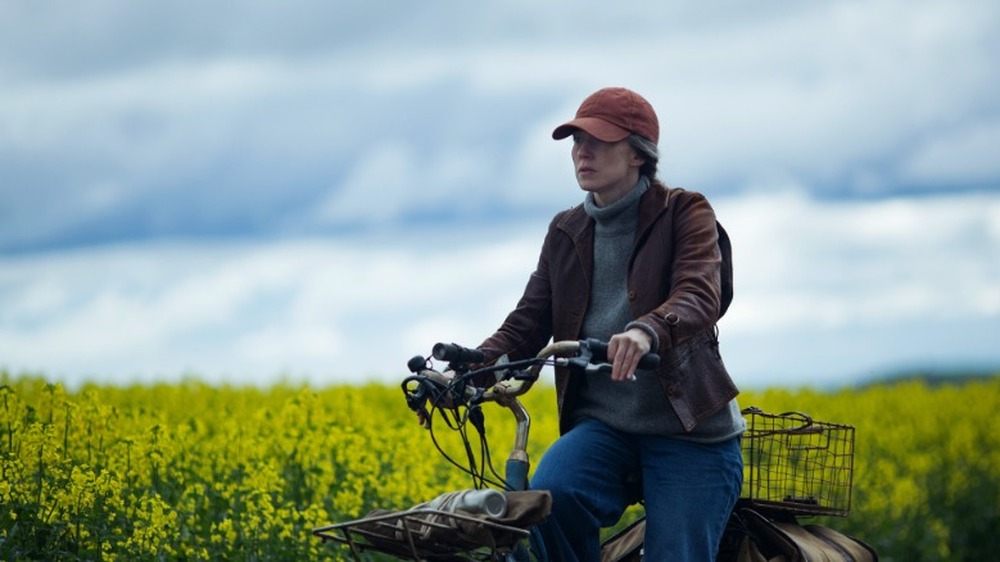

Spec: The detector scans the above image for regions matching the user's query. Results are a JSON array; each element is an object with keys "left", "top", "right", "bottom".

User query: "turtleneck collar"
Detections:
[{"left": 583, "top": 175, "right": 650, "bottom": 223}]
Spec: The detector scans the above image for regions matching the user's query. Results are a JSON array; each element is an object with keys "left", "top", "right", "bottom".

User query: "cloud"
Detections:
[
  {"left": 898, "top": 119, "right": 1000, "bottom": 187},
  {"left": 1, "top": 1, "right": 998, "bottom": 390},
  {"left": 718, "top": 190, "right": 1000, "bottom": 326},
  {"left": 713, "top": 190, "right": 1000, "bottom": 386},
  {"left": 2, "top": 191, "right": 997, "bottom": 389},
  {"left": 3, "top": 1, "right": 999, "bottom": 253},
  {"left": 313, "top": 139, "right": 499, "bottom": 227},
  {"left": 653, "top": 1, "right": 1000, "bottom": 193}
]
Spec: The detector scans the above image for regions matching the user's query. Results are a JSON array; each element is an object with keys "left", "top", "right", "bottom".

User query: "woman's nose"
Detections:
[{"left": 575, "top": 137, "right": 596, "bottom": 156}]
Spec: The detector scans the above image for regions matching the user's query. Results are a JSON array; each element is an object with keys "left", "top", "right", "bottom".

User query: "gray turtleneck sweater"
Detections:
[{"left": 570, "top": 177, "right": 744, "bottom": 442}]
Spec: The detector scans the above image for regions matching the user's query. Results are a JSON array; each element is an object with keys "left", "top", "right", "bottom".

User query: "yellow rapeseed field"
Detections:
[{"left": 1, "top": 373, "right": 997, "bottom": 561}]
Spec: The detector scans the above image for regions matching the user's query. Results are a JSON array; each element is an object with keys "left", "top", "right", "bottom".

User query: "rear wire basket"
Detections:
[{"left": 740, "top": 407, "right": 855, "bottom": 517}]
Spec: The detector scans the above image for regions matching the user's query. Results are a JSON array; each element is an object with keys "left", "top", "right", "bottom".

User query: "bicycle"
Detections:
[
  {"left": 312, "top": 338, "right": 655, "bottom": 560},
  {"left": 312, "top": 339, "right": 874, "bottom": 561}
]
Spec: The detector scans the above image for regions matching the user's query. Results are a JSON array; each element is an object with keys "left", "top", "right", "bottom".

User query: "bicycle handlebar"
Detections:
[
  {"left": 408, "top": 338, "right": 661, "bottom": 410},
  {"left": 401, "top": 339, "right": 661, "bottom": 492}
]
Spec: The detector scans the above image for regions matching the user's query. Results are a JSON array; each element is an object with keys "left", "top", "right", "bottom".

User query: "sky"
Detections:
[{"left": 1, "top": 0, "right": 998, "bottom": 390}]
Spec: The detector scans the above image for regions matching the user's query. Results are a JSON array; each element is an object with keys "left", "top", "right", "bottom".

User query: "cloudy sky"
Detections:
[{"left": 2, "top": 0, "right": 998, "bottom": 390}]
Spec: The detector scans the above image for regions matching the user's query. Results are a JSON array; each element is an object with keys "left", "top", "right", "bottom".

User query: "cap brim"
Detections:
[{"left": 551, "top": 117, "right": 630, "bottom": 143}]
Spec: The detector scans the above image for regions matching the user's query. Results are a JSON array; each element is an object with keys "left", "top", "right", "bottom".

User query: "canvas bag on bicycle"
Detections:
[
  {"left": 731, "top": 507, "right": 878, "bottom": 562},
  {"left": 358, "top": 490, "right": 553, "bottom": 554}
]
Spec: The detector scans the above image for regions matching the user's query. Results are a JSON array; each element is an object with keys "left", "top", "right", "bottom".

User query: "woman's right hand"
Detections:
[{"left": 607, "top": 328, "right": 653, "bottom": 382}]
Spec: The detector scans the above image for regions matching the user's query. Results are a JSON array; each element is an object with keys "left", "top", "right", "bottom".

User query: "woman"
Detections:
[{"left": 476, "top": 87, "right": 744, "bottom": 561}]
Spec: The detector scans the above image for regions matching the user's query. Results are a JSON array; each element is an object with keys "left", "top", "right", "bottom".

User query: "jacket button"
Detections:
[
  {"left": 627, "top": 290, "right": 636, "bottom": 301},
  {"left": 666, "top": 384, "right": 679, "bottom": 396},
  {"left": 665, "top": 312, "right": 679, "bottom": 325}
]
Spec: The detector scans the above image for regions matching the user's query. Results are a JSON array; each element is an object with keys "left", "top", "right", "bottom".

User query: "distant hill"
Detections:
[{"left": 858, "top": 369, "right": 1000, "bottom": 388}]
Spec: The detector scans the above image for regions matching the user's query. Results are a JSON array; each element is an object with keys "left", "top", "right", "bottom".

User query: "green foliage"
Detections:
[{"left": 1, "top": 374, "right": 998, "bottom": 561}]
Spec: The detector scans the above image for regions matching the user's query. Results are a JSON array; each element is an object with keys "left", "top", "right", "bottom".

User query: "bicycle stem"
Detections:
[
  {"left": 491, "top": 340, "right": 583, "bottom": 492},
  {"left": 494, "top": 393, "right": 531, "bottom": 491}
]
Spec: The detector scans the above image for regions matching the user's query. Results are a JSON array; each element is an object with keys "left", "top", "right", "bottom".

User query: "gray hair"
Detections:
[{"left": 628, "top": 133, "right": 659, "bottom": 180}]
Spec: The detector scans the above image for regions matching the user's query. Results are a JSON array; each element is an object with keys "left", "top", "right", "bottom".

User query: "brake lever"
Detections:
[
  {"left": 585, "top": 363, "right": 613, "bottom": 376},
  {"left": 564, "top": 356, "right": 592, "bottom": 374},
  {"left": 402, "top": 375, "right": 433, "bottom": 429},
  {"left": 467, "top": 385, "right": 486, "bottom": 405},
  {"left": 415, "top": 407, "right": 431, "bottom": 429}
]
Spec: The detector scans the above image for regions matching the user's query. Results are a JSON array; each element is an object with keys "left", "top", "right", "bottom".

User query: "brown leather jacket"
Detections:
[{"left": 478, "top": 181, "right": 738, "bottom": 433}]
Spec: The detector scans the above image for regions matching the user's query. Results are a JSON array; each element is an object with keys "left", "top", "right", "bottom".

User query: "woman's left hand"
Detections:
[{"left": 607, "top": 328, "right": 653, "bottom": 382}]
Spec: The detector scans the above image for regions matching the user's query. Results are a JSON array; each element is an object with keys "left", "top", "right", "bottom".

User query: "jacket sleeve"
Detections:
[
  {"left": 476, "top": 218, "right": 557, "bottom": 365},
  {"left": 637, "top": 191, "right": 723, "bottom": 350}
]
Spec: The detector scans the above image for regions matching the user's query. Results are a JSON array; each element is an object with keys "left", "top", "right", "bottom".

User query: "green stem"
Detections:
[
  {"left": 64, "top": 403, "right": 71, "bottom": 457},
  {"left": 37, "top": 442, "right": 44, "bottom": 506},
  {"left": 2, "top": 387, "right": 12, "bottom": 452}
]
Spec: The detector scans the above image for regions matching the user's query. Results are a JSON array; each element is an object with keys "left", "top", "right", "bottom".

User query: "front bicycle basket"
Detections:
[
  {"left": 312, "top": 508, "right": 529, "bottom": 561},
  {"left": 740, "top": 407, "right": 855, "bottom": 517},
  {"left": 312, "top": 489, "right": 551, "bottom": 561}
]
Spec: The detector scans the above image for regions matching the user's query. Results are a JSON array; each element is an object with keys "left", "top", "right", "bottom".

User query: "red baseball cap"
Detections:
[{"left": 552, "top": 87, "right": 659, "bottom": 144}]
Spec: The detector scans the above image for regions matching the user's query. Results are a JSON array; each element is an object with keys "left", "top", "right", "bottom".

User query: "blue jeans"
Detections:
[{"left": 530, "top": 418, "right": 742, "bottom": 562}]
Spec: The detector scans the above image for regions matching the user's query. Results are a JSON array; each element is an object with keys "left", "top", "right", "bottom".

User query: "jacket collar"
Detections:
[
  {"left": 557, "top": 180, "right": 674, "bottom": 243},
  {"left": 637, "top": 180, "right": 672, "bottom": 238}
]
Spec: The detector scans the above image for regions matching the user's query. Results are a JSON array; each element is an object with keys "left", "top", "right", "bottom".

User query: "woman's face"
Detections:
[{"left": 571, "top": 131, "right": 643, "bottom": 207}]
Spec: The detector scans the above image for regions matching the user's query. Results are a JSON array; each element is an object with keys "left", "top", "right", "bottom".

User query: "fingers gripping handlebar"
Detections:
[{"left": 570, "top": 337, "right": 660, "bottom": 374}]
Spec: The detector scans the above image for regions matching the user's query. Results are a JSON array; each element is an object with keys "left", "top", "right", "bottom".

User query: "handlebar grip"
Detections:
[
  {"left": 407, "top": 355, "right": 428, "bottom": 374},
  {"left": 584, "top": 338, "right": 660, "bottom": 370},
  {"left": 432, "top": 342, "right": 486, "bottom": 364}
]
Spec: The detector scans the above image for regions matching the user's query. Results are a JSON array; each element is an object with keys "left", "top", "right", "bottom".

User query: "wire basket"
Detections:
[
  {"left": 740, "top": 407, "right": 855, "bottom": 516},
  {"left": 313, "top": 508, "right": 528, "bottom": 561}
]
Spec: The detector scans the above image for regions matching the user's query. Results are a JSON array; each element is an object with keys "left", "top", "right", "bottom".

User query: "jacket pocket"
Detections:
[{"left": 659, "top": 330, "right": 739, "bottom": 431}]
